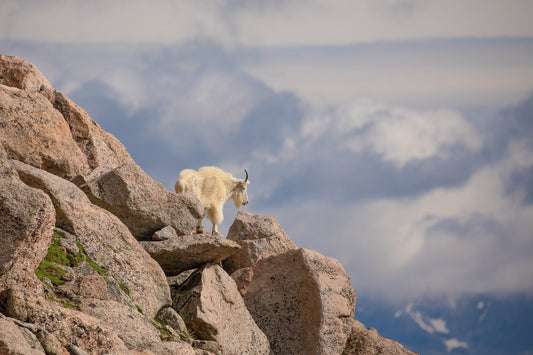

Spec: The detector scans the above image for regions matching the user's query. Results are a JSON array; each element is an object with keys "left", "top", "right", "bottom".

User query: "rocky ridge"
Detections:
[{"left": 0, "top": 54, "right": 416, "bottom": 354}]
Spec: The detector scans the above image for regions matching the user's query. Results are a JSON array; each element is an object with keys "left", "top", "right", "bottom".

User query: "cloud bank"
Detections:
[{"left": 2, "top": 0, "right": 533, "bottom": 46}]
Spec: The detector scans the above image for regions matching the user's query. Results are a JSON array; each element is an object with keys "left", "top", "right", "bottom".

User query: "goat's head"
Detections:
[{"left": 232, "top": 169, "right": 249, "bottom": 208}]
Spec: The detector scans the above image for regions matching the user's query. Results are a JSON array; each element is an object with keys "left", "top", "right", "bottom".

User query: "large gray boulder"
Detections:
[
  {"left": 11, "top": 160, "right": 171, "bottom": 318},
  {"left": 82, "top": 161, "right": 204, "bottom": 239},
  {"left": 244, "top": 248, "right": 357, "bottom": 355},
  {"left": 173, "top": 264, "right": 271, "bottom": 355},
  {"left": 343, "top": 320, "right": 417, "bottom": 355},
  {"left": 0, "top": 145, "right": 55, "bottom": 293},
  {"left": 141, "top": 233, "right": 241, "bottom": 276},
  {"left": 223, "top": 211, "right": 297, "bottom": 275}
]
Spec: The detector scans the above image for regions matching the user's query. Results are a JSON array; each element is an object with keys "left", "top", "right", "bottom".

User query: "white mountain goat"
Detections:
[{"left": 175, "top": 166, "right": 249, "bottom": 235}]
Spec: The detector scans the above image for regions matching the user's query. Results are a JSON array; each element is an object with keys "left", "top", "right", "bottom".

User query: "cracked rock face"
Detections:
[
  {"left": 0, "top": 84, "right": 91, "bottom": 179},
  {"left": 343, "top": 320, "right": 417, "bottom": 355},
  {"left": 173, "top": 264, "right": 271, "bottom": 355},
  {"left": 0, "top": 145, "right": 55, "bottom": 294},
  {"left": 0, "top": 315, "right": 46, "bottom": 354},
  {"left": 11, "top": 160, "right": 171, "bottom": 319},
  {"left": 82, "top": 162, "right": 204, "bottom": 239},
  {"left": 244, "top": 248, "right": 357, "bottom": 355},
  {"left": 223, "top": 211, "right": 297, "bottom": 275},
  {"left": 141, "top": 233, "right": 240, "bottom": 276}
]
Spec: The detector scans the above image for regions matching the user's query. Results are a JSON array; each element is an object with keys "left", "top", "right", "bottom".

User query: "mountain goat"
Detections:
[{"left": 175, "top": 166, "right": 249, "bottom": 235}]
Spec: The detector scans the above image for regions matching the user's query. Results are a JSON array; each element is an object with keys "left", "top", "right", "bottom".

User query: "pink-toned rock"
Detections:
[
  {"left": 0, "top": 85, "right": 90, "bottom": 179},
  {"left": 244, "top": 248, "right": 356, "bottom": 355},
  {"left": 343, "top": 320, "right": 417, "bottom": 355},
  {"left": 0, "top": 145, "right": 55, "bottom": 293},
  {"left": 83, "top": 161, "right": 204, "bottom": 239},
  {"left": 11, "top": 160, "right": 171, "bottom": 319},
  {"left": 140, "top": 341, "right": 197, "bottom": 355},
  {"left": 223, "top": 211, "right": 297, "bottom": 275},
  {"left": 173, "top": 264, "right": 271, "bottom": 355},
  {"left": 78, "top": 299, "right": 161, "bottom": 350},
  {"left": 51, "top": 91, "right": 133, "bottom": 170},
  {"left": 6, "top": 288, "right": 128, "bottom": 354},
  {"left": 0, "top": 54, "right": 52, "bottom": 93},
  {"left": 0, "top": 54, "right": 132, "bottom": 178},
  {"left": 0, "top": 315, "right": 46, "bottom": 355},
  {"left": 79, "top": 275, "right": 109, "bottom": 300},
  {"left": 141, "top": 233, "right": 240, "bottom": 276},
  {"left": 230, "top": 267, "right": 253, "bottom": 297}
]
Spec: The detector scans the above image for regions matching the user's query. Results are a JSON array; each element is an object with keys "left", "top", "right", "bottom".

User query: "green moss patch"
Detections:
[
  {"left": 35, "top": 259, "right": 67, "bottom": 287},
  {"left": 35, "top": 238, "right": 69, "bottom": 286},
  {"left": 75, "top": 242, "right": 108, "bottom": 276},
  {"left": 36, "top": 234, "right": 109, "bottom": 287}
]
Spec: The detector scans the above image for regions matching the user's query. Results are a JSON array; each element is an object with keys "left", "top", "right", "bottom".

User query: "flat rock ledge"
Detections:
[{"left": 141, "top": 234, "right": 241, "bottom": 276}]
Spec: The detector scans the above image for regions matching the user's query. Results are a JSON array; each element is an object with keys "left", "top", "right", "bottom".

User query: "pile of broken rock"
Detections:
[{"left": 0, "top": 54, "right": 415, "bottom": 355}]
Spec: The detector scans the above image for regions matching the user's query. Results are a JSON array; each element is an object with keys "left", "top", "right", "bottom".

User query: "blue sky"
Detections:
[{"left": 2, "top": 1, "right": 533, "bottom": 352}]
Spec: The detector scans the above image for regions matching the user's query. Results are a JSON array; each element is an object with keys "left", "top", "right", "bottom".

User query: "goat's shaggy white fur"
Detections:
[{"left": 175, "top": 166, "right": 249, "bottom": 235}]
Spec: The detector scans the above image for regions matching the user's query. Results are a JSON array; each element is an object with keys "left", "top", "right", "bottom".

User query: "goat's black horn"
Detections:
[{"left": 244, "top": 169, "right": 248, "bottom": 183}]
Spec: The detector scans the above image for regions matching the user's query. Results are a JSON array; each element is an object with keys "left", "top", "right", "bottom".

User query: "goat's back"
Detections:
[{"left": 175, "top": 168, "right": 198, "bottom": 194}]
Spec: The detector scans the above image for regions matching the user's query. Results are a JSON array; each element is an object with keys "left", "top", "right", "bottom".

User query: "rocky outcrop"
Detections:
[
  {"left": 51, "top": 91, "right": 133, "bottom": 170},
  {"left": 343, "top": 320, "right": 417, "bottom": 355},
  {"left": 0, "top": 54, "right": 52, "bottom": 93},
  {"left": 0, "top": 54, "right": 131, "bottom": 179},
  {"left": 11, "top": 160, "right": 170, "bottom": 319},
  {"left": 0, "top": 84, "right": 91, "bottom": 179},
  {"left": 82, "top": 161, "right": 204, "bottom": 239},
  {"left": 0, "top": 314, "right": 46, "bottom": 355},
  {"left": 141, "top": 233, "right": 241, "bottom": 276},
  {"left": 0, "top": 55, "right": 416, "bottom": 355},
  {"left": 6, "top": 288, "right": 128, "bottom": 354},
  {"left": 77, "top": 299, "right": 162, "bottom": 349},
  {"left": 152, "top": 225, "right": 177, "bottom": 241},
  {"left": 245, "top": 248, "right": 357, "bottom": 355},
  {"left": 139, "top": 341, "right": 197, "bottom": 355},
  {"left": 223, "top": 211, "right": 297, "bottom": 274},
  {"left": 0, "top": 145, "right": 55, "bottom": 293},
  {"left": 173, "top": 264, "right": 271, "bottom": 355}
]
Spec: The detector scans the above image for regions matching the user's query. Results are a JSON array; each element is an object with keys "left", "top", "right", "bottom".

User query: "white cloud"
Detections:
[
  {"left": 444, "top": 338, "right": 469, "bottom": 352},
  {"left": 268, "top": 134, "right": 533, "bottom": 299},
  {"left": 2, "top": 0, "right": 533, "bottom": 46},
  {"left": 306, "top": 99, "right": 483, "bottom": 168},
  {"left": 243, "top": 39, "right": 533, "bottom": 108},
  {"left": 394, "top": 303, "right": 449, "bottom": 334}
]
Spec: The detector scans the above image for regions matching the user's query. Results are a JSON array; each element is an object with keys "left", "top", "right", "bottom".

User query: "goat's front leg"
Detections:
[
  {"left": 212, "top": 223, "right": 220, "bottom": 236},
  {"left": 196, "top": 210, "right": 207, "bottom": 233}
]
